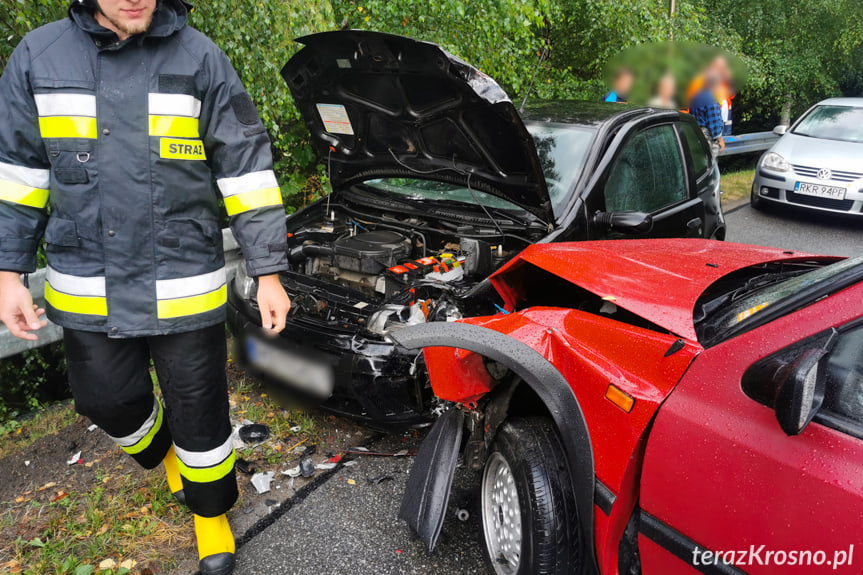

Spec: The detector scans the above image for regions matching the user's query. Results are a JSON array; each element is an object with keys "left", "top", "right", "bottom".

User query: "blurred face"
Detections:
[
  {"left": 95, "top": 0, "right": 156, "bottom": 40},
  {"left": 615, "top": 71, "right": 634, "bottom": 96},
  {"left": 658, "top": 74, "right": 676, "bottom": 100}
]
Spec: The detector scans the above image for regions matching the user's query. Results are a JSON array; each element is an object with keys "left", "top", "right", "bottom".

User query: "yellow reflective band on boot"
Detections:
[
  {"left": 149, "top": 115, "right": 200, "bottom": 138},
  {"left": 178, "top": 450, "right": 236, "bottom": 484},
  {"left": 224, "top": 187, "right": 283, "bottom": 216},
  {"left": 44, "top": 284, "right": 108, "bottom": 316},
  {"left": 39, "top": 116, "right": 98, "bottom": 139},
  {"left": 157, "top": 284, "right": 227, "bottom": 319},
  {"left": 0, "top": 181, "right": 49, "bottom": 208}
]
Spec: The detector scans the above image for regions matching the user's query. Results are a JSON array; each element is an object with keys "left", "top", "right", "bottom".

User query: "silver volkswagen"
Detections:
[{"left": 752, "top": 97, "right": 863, "bottom": 215}]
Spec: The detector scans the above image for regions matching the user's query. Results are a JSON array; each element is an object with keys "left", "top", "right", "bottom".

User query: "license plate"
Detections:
[
  {"left": 245, "top": 337, "right": 334, "bottom": 399},
  {"left": 794, "top": 181, "right": 846, "bottom": 200}
]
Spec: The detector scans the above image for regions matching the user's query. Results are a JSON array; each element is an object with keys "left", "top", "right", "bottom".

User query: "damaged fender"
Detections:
[{"left": 391, "top": 322, "right": 597, "bottom": 572}]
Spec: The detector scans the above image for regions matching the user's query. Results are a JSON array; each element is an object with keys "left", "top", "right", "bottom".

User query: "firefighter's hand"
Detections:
[
  {"left": 257, "top": 274, "right": 291, "bottom": 336},
  {"left": 0, "top": 272, "right": 48, "bottom": 341}
]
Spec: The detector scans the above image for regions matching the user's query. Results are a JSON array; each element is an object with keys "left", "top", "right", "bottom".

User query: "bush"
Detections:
[{"left": 0, "top": 344, "right": 68, "bottom": 432}]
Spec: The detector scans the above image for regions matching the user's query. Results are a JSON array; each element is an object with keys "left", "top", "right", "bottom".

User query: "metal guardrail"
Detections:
[
  {"left": 718, "top": 131, "right": 779, "bottom": 157},
  {"left": 0, "top": 228, "right": 242, "bottom": 360}
]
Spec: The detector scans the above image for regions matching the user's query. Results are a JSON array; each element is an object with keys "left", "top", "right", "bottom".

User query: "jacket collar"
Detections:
[{"left": 68, "top": 0, "right": 191, "bottom": 41}]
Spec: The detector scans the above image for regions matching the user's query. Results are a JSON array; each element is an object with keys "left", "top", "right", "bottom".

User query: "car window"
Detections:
[
  {"left": 792, "top": 105, "right": 863, "bottom": 144},
  {"left": 526, "top": 123, "right": 595, "bottom": 217},
  {"left": 821, "top": 324, "right": 863, "bottom": 433},
  {"left": 678, "top": 122, "right": 710, "bottom": 179},
  {"left": 604, "top": 125, "right": 687, "bottom": 213}
]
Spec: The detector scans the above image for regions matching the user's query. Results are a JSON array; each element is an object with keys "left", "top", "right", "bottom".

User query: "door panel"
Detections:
[
  {"left": 640, "top": 288, "right": 863, "bottom": 574},
  {"left": 602, "top": 124, "right": 705, "bottom": 239}
]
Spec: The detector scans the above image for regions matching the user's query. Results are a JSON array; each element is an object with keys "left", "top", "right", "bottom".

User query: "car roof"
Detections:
[
  {"left": 520, "top": 100, "right": 657, "bottom": 128},
  {"left": 813, "top": 97, "right": 863, "bottom": 108}
]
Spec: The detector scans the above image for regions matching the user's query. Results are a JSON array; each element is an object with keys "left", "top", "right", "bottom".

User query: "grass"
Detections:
[
  {"left": 0, "top": 402, "right": 78, "bottom": 460},
  {"left": 721, "top": 168, "right": 756, "bottom": 203}
]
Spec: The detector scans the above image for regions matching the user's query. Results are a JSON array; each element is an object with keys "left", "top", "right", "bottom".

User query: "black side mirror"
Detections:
[
  {"left": 773, "top": 348, "right": 827, "bottom": 436},
  {"left": 593, "top": 211, "right": 654, "bottom": 234}
]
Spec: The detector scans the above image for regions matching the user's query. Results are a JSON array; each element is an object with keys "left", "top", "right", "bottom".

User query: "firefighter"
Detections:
[{"left": 0, "top": 1, "right": 292, "bottom": 573}]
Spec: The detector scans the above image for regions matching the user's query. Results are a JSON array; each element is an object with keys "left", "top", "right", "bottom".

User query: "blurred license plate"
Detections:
[
  {"left": 245, "top": 337, "right": 333, "bottom": 399},
  {"left": 795, "top": 182, "right": 845, "bottom": 200}
]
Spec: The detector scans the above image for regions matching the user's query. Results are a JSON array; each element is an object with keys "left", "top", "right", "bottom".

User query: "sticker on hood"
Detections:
[{"left": 316, "top": 104, "right": 354, "bottom": 135}]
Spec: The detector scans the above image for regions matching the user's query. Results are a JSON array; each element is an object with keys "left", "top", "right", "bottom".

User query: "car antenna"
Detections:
[{"left": 519, "top": 45, "right": 548, "bottom": 113}]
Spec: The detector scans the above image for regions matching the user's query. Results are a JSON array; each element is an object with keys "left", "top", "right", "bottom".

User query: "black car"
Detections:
[{"left": 227, "top": 31, "right": 724, "bottom": 428}]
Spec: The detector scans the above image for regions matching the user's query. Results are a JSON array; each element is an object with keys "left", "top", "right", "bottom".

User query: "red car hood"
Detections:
[{"left": 491, "top": 239, "right": 825, "bottom": 341}]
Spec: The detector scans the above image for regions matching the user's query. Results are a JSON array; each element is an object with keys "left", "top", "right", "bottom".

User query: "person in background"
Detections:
[
  {"left": 603, "top": 67, "right": 634, "bottom": 103},
  {"left": 688, "top": 71, "right": 726, "bottom": 156},
  {"left": 712, "top": 55, "right": 736, "bottom": 136},
  {"left": 649, "top": 72, "right": 677, "bottom": 109}
]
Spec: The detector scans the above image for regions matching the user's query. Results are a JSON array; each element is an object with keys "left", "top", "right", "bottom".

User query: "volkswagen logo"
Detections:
[{"left": 817, "top": 168, "right": 833, "bottom": 180}]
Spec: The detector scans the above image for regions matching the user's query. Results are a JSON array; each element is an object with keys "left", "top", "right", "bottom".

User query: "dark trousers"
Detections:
[{"left": 64, "top": 324, "right": 237, "bottom": 517}]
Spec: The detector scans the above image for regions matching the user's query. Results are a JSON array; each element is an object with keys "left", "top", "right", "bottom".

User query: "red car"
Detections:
[{"left": 393, "top": 239, "right": 863, "bottom": 575}]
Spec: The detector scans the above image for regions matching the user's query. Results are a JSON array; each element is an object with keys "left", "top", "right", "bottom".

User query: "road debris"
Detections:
[
  {"left": 239, "top": 423, "right": 271, "bottom": 444},
  {"left": 367, "top": 474, "right": 395, "bottom": 485},
  {"left": 281, "top": 465, "right": 301, "bottom": 478},
  {"left": 250, "top": 471, "right": 275, "bottom": 494},
  {"left": 87, "top": 424, "right": 98, "bottom": 432},
  {"left": 299, "top": 456, "right": 315, "bottom": 478},
  {"left": 236, "top": 458, "right": 255, "bottom": 475},
  {"left": 67, "top": 451, "right": 82, "bottom": 465}
]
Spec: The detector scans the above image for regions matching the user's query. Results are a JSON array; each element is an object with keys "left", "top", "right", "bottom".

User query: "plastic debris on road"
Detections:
[
  {"left": 314, "top": 462, "right": 337, "bottom": 471},
  {"left": 368, "top": 474, "right": 395, "bottom": 485},
  {"left": 67, "top": 451, "right": 82, "bottom": 465},
  {"left": 299, "top": 456, "right": 315, "bottom": 478},
  {"left": 251, "top": 471, "right": 275, "bottom": 494},
  {"left": 238, "top": 423, "right": 271, "bottom": 444},
  {"left": 236, "top": 458, "right": 255, "bottom": 475},
  {"left": 343, "top": 460, "right": 358, "bottom": 467},
  {"left": 87, "top": 424, "right": 98, "bottom": 432},
  {"left": 282, "top": 465, "right": 302, "bottom": 478}
]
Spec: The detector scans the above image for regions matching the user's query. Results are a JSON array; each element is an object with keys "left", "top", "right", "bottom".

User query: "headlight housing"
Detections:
[
  {"left": 233, "top": 261, "right": 256, "bottom": 301},
  {"left": 762, "top": 152, "right": 791, "bottom": 173}
]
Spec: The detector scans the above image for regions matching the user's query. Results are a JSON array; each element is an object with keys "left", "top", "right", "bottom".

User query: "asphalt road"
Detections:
[
  {"left": 231, "top": 199, "right": 862, "bottom": 575},
  {"left": 725, "top": 201, "right": 863, "bottom": 257}
]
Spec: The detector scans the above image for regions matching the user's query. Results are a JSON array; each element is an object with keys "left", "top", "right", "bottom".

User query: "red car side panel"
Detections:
[
  {"left": 640, "top": 283, "right": 863, "bottom": 574},
  {"left": 422, "top": 307, "right": 701, "bottom": 573}
]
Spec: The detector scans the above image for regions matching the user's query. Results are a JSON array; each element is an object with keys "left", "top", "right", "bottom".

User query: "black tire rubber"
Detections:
[{"left": 481, "top": 417, "right": 582, "bottom": 575}]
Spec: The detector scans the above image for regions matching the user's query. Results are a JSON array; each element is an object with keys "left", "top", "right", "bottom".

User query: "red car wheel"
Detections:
[{"left": 480, "top": 418, "right": 582, "bottom": 575}]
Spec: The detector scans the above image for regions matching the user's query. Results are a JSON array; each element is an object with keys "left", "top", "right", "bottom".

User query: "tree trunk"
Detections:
[{"left": 781, "top": 94, "right": 793, "bottom": 127}]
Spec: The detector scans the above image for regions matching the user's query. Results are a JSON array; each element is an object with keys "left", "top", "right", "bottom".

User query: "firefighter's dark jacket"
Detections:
[{"left": 0, "top": 0, "right": 289, "bottom": 337}]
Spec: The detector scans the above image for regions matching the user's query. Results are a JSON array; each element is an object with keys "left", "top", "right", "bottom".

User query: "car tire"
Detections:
[{"left": 480, "top": 417, "right": 582, "bottom": 575}]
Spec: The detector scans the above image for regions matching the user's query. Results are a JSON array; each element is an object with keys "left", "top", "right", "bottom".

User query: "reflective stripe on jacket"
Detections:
[{"left": 0, "top": 0, "right": 289, "bottom": 336}]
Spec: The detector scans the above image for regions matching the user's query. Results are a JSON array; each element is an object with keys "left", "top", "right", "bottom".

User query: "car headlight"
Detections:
[
  {"left": 233, "top": 261, "right": 256, "bottom": 301},
  {"left": 761, "top": 152, "right": 790, "bottom": 172}
]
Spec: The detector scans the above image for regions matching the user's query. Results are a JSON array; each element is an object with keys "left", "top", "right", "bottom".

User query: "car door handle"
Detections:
[{"left": 686, "top": 217, "right": 703, "bottom": 236}]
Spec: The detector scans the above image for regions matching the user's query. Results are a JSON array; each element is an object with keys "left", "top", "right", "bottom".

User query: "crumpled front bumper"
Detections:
[{"left": 226, "top": 283, "right": 433, "bottom": 429}]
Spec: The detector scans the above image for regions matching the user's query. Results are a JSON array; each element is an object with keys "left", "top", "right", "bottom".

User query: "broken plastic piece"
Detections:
[
  {"left": 67, "top": 451, "right": 82, "bottom": 465},
  {"left": 87, "top": 424, "right": 98, "bottom": 432},
  {"left": 368, "top": 474, "right": 395, "bottom": 485},
  {"left": 250, "top": 471, "right": 275, "bottom": 494},
  {"left": 343, "top": 460, "right": 358, "bottom": 467},
  {"left": 299, "top": 456, "right": 315, "bottom": 478},
  {"left": 394, "top": 449, "right": 408, "bottom": 457},
  {"left": 236, "top": 458, "right": 255, "bottom": 475},
  {"left": 326, "top": 454, "right": 342, "bottom": 464},
  {"left": 289, "top": 422, "right": 302, "bottom": 433},
  {"left": 282, "top": 465, "right": 301, "bottom": 478},
  {"left": 239, "top": 424, "right": 271, "bottom": 444},
  {"left": 315, "top": 462, "right": 337, "bottom": 471}
]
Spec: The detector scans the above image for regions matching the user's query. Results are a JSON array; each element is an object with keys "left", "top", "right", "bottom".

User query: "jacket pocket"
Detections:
[
  {"left": 158, "top": 218, "right": 224, "bottom": 270},
  {"left": 44, "top": 217, "right": 80, "bottom": 247}
]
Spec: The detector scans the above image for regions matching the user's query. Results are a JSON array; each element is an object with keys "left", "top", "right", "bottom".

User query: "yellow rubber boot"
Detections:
[
  {"left": 195, "top": 513, "right": 236, "bottom": 575},
  {"left": 162, "top": 446, "right": 186, "bottom": 505}
]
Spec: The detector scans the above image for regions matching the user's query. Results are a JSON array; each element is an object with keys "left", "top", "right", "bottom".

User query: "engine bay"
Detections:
[{"left": 279, "top": 204, "right": 526, "bottom": 336}]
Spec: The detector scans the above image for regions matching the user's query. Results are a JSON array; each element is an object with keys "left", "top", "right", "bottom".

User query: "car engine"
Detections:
[{"left": 279, "top": 210, "right": 508, "bottom": 336}]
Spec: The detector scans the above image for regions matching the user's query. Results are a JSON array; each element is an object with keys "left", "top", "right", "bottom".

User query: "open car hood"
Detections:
[
  {"left": 282, "top": 31, "right": 553, "bottom": 222},
  {"left": 492, "top": 239, "right": 827, "bottom": 342}
]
